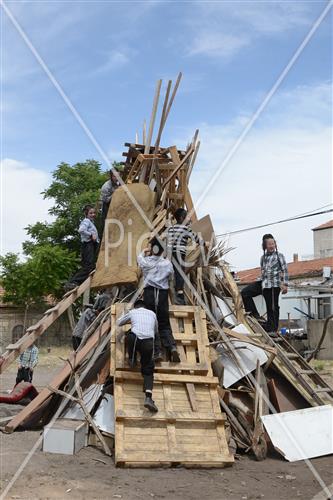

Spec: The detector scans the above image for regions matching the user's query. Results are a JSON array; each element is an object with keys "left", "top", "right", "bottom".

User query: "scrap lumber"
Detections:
[
  {"left": 0, "top": 274, "right": 94, "bottom": 374},
  {"left": 5, "top": 318, "right": 111, "bottom": 433}
]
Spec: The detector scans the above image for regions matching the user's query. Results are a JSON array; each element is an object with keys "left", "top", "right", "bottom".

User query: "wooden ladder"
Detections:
[
  {"left": 248, "top": 317, "right": 333, "bottom": 406},
  {"left": 111, "top": 304, "right": 234, "bottom": 467}
]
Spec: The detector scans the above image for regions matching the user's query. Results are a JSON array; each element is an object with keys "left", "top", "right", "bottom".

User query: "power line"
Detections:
[{"left": 215, "top": 206, "right": 333, "bottom": 238}]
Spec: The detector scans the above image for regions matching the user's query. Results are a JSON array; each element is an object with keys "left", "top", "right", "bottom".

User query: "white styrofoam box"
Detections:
[
  {"left": 261, "top": 405, "right": 333, "bottom": 461},
  {"left": 43, "top": 419, "right": 88, "bottom": 455}
]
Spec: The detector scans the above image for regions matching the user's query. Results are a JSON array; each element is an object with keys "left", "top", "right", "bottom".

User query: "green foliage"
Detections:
[
  {"left": 0, "top": 246, "right": 77, "bottom": 306},
  {"left": 1, "top": 159, "right": 122, "bottom": 305},
  {"left": 24, "top": 160, "right": 108, "bottom": 254}
]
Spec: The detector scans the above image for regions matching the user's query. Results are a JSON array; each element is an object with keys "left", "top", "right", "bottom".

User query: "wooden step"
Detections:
[{"left": 285, "top": 353, "right": 300, "bottom": 360}]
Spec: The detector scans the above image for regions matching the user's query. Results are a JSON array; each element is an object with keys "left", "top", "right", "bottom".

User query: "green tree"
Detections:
[
  {"left": 24, "top": 160, "right": 108, "bottom": 255},
  {"left": 0, "top": 159, "right": 121, "bottom": 305},
  {"left": 0, "top": 246, "right": 77, "bottom": 306}
]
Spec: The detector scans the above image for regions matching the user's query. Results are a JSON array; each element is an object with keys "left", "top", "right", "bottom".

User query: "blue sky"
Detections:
[{"left": 2, "top": 1, "right": 332, "bottom": 268}]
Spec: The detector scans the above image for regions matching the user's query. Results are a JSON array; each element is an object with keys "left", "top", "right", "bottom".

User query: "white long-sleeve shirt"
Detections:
[
  {"left": 117, "top": 307, "right": 158, "bottom": 340},
  {"left": 79, "top": 218, "right": 99, "bottom": 243},
  {"left": 100, "top": 180, "right": 117, "bottom": 204},
  {"left": 137, "top": 252, "right": 173, "bottom": 289}
]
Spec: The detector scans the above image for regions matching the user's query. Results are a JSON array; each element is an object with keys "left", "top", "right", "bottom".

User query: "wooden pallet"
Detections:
[
  {"left": 111, "top": 304, "right": 212, "bottom": 375},
  {"left": 111, "top": 304, "right": 233, "bottom": 468},
  {"left": 114, "top": 371, "right": 233, "bottom": 467}
]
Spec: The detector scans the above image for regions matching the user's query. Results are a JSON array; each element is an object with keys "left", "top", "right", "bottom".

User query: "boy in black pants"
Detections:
[
  {"left": 137, "top": 238, "right": 180, "bottom": 363},
  {"left": 117, "top": 299, "right": 158, "bottom": 412}
]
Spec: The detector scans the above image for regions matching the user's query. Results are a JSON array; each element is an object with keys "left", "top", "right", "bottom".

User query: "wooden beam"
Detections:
[
  {"left": 161, "top": 146, "right": 194, "bottom": 189},
  {"left": 5, "top": 318, "right": 111, "bottom": 433},
  {"left": 140, "top": 79, "right": 162, "bottom": 181},
  {"left": 0, "top": 274, "right": 94, "bottom": 374}
]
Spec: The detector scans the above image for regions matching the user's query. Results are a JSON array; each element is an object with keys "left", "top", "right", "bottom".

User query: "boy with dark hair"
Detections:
[
  {"left": 72, "top": 292, "right": 111, "bottom": 350},
  {"left": 100, "top": 169, "right": 120, "bottom": 227},
  {"left": 65, "top": 205, "right": 99, "bottom": 290},
  {"left": 167, "top": 208, "right": 204, "bottom": 305},
  {"left": 117, "top": 299, "right": 158, "bottom": 412},
  {"left": 137, "top": 238, "right": 180, "bottom": 363}
]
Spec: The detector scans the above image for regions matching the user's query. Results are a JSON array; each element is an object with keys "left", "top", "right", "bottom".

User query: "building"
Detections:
[{"left": 312, "top": 219, "right": 333, "bottom": 258}]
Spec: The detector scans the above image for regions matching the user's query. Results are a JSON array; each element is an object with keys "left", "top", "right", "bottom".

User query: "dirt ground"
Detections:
[{"left": 0, "top": 350, "right": 332, "bottom": 500}]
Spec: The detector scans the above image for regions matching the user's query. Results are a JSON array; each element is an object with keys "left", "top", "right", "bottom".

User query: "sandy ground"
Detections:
[{"left": 0, "top": 350, "right": 332, "bottom": 500}]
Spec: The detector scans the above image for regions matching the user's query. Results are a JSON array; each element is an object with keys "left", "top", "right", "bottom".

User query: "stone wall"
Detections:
[{"left": 0, "top": 305, "right": 72, "bottom": 353}]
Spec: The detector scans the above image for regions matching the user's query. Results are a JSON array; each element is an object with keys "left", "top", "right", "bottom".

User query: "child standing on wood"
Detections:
[
  {"left": 117, "top": 299, "right": 158, "bottom": 412},
  {"left": 137, "top": 237, "right": 180, "bottom": 363},
  {"left": 241, "top": 234, "right": 288, "bottom": 334},
  {"left": 167, "top": 208, "right": 204, "bottom": 305},
  {"left": 16, "top": 344, "right": 39, "bottom": 385},
  {"left": 65, "top": 205, "right": 100, "bottom": 290}
]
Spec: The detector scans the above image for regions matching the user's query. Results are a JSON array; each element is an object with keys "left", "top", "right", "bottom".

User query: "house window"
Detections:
[
  {"left": 12, "top": 324, "right": 24, "bottom": 343},
  {"left": 317, "top": 297, "right": 332, "bottom": 319}
]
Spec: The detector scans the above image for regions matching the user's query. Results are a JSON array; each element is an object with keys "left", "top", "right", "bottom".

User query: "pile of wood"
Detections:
[{"left": 1, "top": 74, "right": 332, "bottom": 466}]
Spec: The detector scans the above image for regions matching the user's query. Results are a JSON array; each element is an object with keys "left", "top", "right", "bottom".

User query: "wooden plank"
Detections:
[
  {"left": 5, "top": 318, "right": 111, "bottom": 433},
  {"left": 115, "top": 371, "right": 219, "bottom": 385},
  {"left": 186, "top": 383, "right": 198, "bottom": 412},
  {"left": 116, "top": 409, "right": 225, "bottom": 423},
  {"left": 0, "top": 274, "right": 94, "bottom": 374}
]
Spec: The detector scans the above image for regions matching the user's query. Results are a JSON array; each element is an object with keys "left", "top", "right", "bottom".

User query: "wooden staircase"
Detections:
[{"left": 111, "top": 304, "right": 234, "bottom": 467}]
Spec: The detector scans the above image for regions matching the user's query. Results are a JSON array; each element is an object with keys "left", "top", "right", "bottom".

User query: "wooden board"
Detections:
[
  {"left": 112, "top": 304, "right": 212, "bottom": 375},
  {"left": 114, "top": 373, "right": 233, "bottom": 467},
  {"left": 92, "top": 183, "right": 156, "bottom": 288}
]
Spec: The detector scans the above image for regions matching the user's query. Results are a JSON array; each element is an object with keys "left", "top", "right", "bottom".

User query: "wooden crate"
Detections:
[
  {"left": 111, "top": 304, "right": 212, "bottom": 375},
  {"left": 114, "top": 371, "right": 233, "bottom": 467}
]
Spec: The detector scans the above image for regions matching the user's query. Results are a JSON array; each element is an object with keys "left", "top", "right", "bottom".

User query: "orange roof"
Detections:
[
  {"left": 237, "top": 256, "right": 333, "bottom": 284},
  {"left": 312, "top": 219, "right": 333, "bottom": 231}
]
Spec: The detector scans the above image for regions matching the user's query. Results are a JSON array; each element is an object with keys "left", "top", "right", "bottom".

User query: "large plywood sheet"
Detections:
[
  {"left": 114, "top": 374, "right": 234, "bottom": 467},
  {"left": 92, "top": 184, "right": 156, "bottom": 288},
  {"left": 261, "top": 405, "right": 333, "bottom": 461}
]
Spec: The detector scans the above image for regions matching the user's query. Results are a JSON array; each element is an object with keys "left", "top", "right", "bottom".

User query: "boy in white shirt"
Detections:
[
  {"left": 117, "top": 299, "right": 158, "bottom": 412},
  {"left": 137, "top": 237, "right": 180, "bottom": 363}
]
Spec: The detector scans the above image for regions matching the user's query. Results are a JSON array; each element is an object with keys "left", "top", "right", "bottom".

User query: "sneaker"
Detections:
[
  {"left": 268, "top": 331, "right": 278, "bottom": 338},
  {"left": 154, "top": 351, "right": 163, "bottom": 363},
  {"left": 144, "top": 396, "right": 158, "bottom": 413},
  {"left": 175, "top": 293, "right": 185, "bottom": 305},
  {"left": 170, "top": 348, "right": 181, "bottom": 363}
]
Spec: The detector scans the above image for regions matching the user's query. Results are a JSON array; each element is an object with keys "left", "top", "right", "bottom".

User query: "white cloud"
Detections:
[
  {"left": 1, "top": 159, "right": 53, "bottom": 257},
  {"left": 185, "top": 1, "right": 315, "bottom": 59},
  {"left": 94, "top": 50, "right": 131, "bottom": 75},
  {"left": 182, "top": 82, "right": 332, "bottom": 269},
  {"left": 187, "top": 32, "right": 249, "bottom": 59}
]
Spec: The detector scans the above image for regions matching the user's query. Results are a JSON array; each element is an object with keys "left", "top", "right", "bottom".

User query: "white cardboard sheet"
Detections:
[
  {"left": 261, "top": 405, "right": 333, "bottom": 461},
  {"left": 218, "top": 341, "right": 268, "bottom": 388}
]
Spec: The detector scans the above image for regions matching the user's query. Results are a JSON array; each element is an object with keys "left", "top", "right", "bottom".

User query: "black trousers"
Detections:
[
  {"left": 127, "top": 332, "right": 154, "bottom": 392},
  {"left": 172, "top": 252, "right": 185, "bottom": 292},
  {"left": 263, "top": 287, "right": 281, "bottom": 332},
  {"left": 71, "top": 241, "right": 98, "bottom": 285},
  {"left": 72, "top": 336, "right": 81, "bottom": 351},
  {"left": 241, "top": 281, "right": 262, "bottom": 318},
  {"left": 143, "top": 286, "right": 176, "bottom": 353},
  {"left": 16, "top": 367, "right": 33, "bottom": 385}
]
